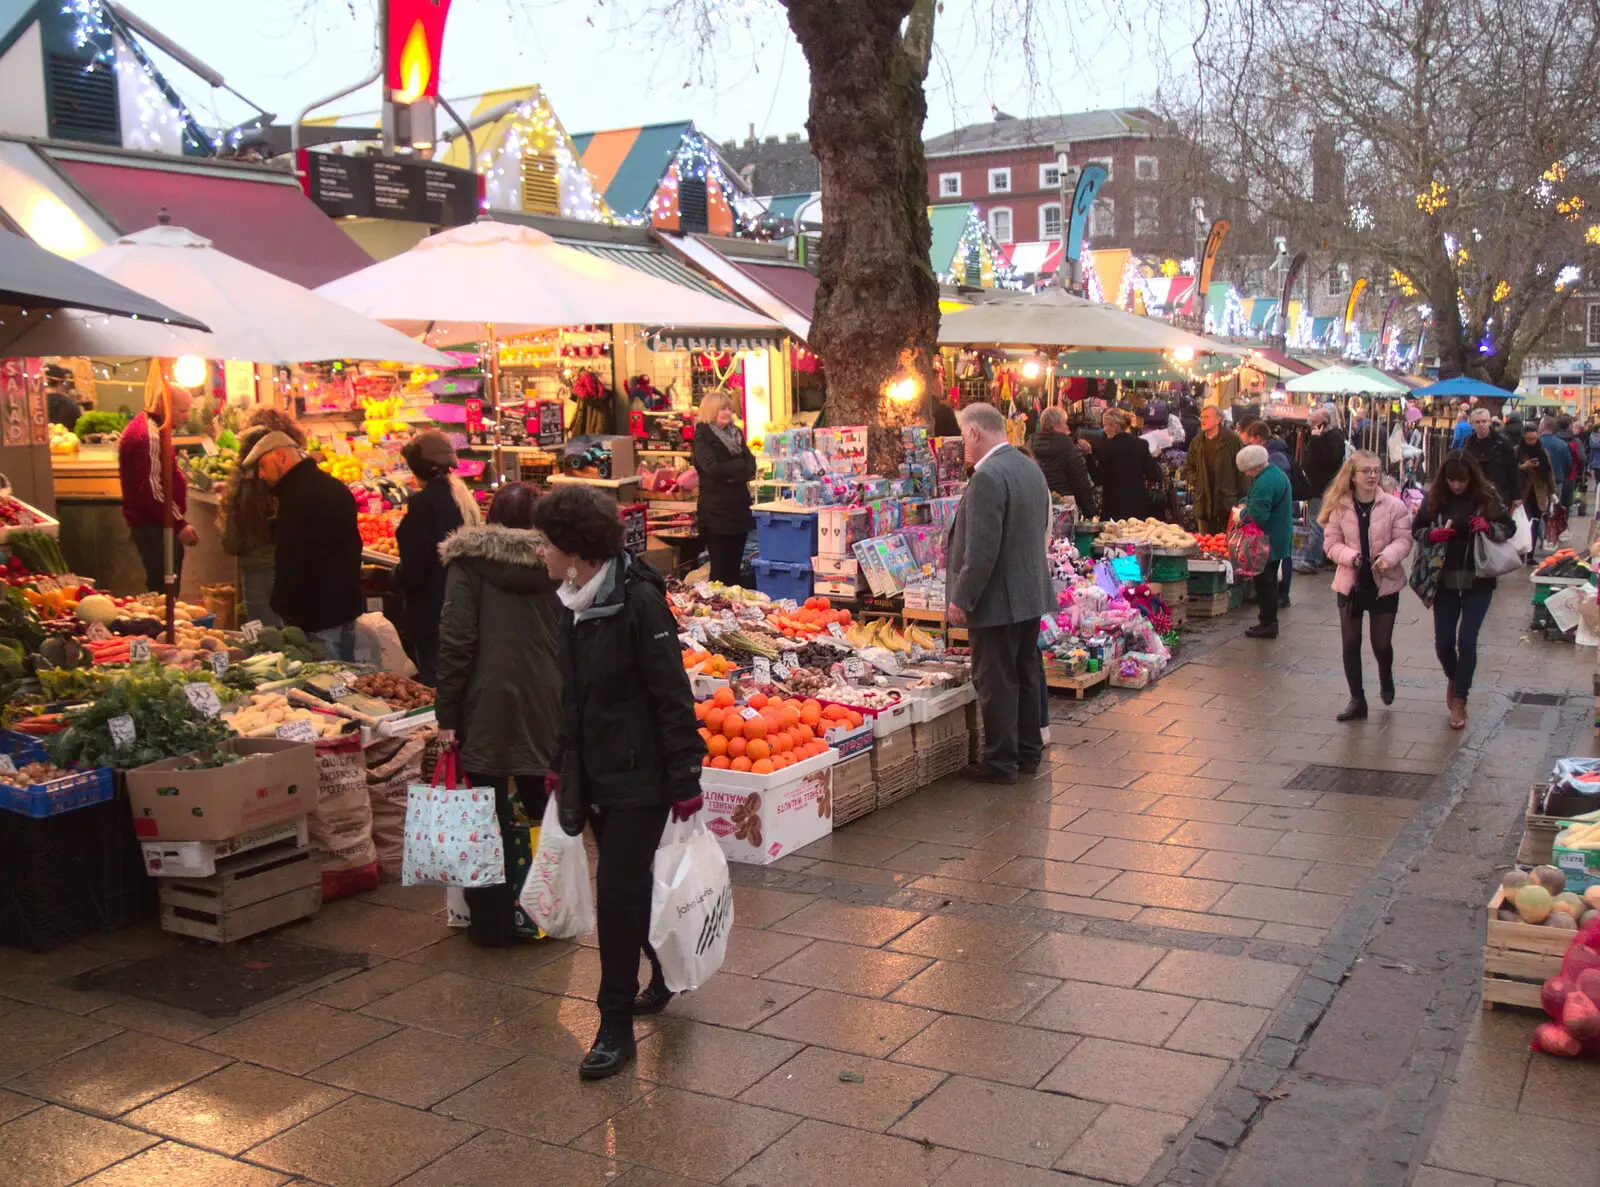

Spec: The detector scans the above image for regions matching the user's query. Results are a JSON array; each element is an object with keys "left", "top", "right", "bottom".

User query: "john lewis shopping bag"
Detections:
[
  {"left": 1227, "top": 522, "right": 1270, "bottom": 578},
  {"left": 519, "top": 795, "right": 595, "bottom": 938},
  {"left": 400, "top": 752, "right": 505, "bottom": 888},
  {"left": 648, "top": 819, "right": 733, "bottom": 992}
]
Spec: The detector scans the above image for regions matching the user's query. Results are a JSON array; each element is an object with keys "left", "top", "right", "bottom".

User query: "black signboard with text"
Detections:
[{"left": 304, "top": 152, "right": 478, "bottom": 227}]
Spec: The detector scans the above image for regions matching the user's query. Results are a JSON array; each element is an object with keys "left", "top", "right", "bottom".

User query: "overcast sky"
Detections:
[{"left": 123, "top": 0, "right": 1193, "bottom": 143}]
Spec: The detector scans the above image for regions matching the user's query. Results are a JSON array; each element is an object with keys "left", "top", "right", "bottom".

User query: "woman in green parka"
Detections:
[
  {"left": 1236, "top": 443, "right": 1292, "bottom": 640},
  {"left": 434, "top": 482, "right": 563, "bottom": 947}
]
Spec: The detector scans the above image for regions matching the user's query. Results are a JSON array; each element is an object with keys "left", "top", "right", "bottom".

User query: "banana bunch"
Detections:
[
  {"left": 905, "top": 624, "right": 941, "bottom": 650},
  {"left": 845, "top": 619, "right": 916, "bottom": 653}
]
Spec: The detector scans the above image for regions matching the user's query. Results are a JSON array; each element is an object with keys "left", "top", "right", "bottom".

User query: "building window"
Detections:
[
  {"left": 1040, "top": 203, "right": 1064, "bottom": 241},
  {"left": 1085, "top": 156, "right": 1113, "bottom": 182},
  {"left": 988, "top": 167, "right": 1011, "bottom": 194},
  {"left": 1326, "top": 266, "right": 1345, "bottom": 296},
  {"left": 1040, "top": 163, "right": 1062, "bottom": 189},
  {"left": 1089, "top": 198, "right": 1114, "bottom": 240},
  {"left": 988, "top": 207, "right": 1013, "bottom": 243},
  {"left": 939, "top": 173, "right": 961, "bottom": 198},
  {"left": 1134, "top": 196, "right": 1160, "bottom": 237},
  {"left": 1135, "top": 155, "right": 1160, "bottom": 181},
  {"left": 1588, "top": 302, "right": 1600, "bottom": 347}
]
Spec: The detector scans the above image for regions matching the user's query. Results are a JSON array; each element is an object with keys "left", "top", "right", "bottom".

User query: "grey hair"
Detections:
[
  {"left": 1040, "top": 406, "right": 1068, "bottom": 432},
  {"left": 1236, "top": 444, "right": 1270, "bottom": 472},
  {"left": 958, "top": 402, "right": 1006, "bottom": 435},
  {"left": 1320, "top": 401, "right": 1344, "bottom": 431},
  {"left": 1541, "top": 416, "right": 1558, "bottom": 433}
]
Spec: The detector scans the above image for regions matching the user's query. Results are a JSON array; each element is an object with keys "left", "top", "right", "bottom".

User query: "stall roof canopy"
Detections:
[
  {"left": 730, "top": 261, "right": 818, "bottom": 322},
  {"left": 928, "top": 205, "right": 969, "bottom": 275},
  {"left": 0, "top": 226, "right": 206, "bottom": 328},
  {"left": 571, "top": 122, "right": 692, "bottom": 218},
  {"left": 560, "top": 240, "right": 730, "bottom": 301},
  {"left": 656, "top": 234, "right": 813, "bottom": 341},
  {"left": 1250, "top": 347, "right": 1313, "bottom": 376},
  {"left": 48, "top": 154, "right": 374, "bottom": 288}
]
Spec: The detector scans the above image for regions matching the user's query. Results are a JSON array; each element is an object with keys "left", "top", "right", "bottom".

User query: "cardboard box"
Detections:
[
  {"left": 913, "top": 707, "right": 968, "bottom": 750},
  {"left": 126, "top": 738, "right": 316, "bottom": 842},
  {"left": 702, "top": 750, "right": 835, "bottom": 865},
  {"left": 871, "top": 727, "right": 915, "bottom": 772}
]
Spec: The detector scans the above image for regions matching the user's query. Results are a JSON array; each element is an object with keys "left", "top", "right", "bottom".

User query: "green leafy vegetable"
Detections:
[
  {"left": 73, "top": 410, "right": 129, "bottom": 438},
  {"left": 7, "top": 530, "right": 68, "bottom": 575},
  {"left": 49, "top": 674, "right": 233, "bottom": 770}
]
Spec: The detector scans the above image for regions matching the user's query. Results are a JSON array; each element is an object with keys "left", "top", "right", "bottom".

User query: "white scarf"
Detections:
[{"left": 556, "top": 557, "right": 614, "bottom": 613}]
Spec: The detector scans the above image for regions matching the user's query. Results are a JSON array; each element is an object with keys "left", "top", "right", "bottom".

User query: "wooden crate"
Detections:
[
  {"left": 158, "top": 842, "right": 321, "bottom": 944},
  {"left": 832, "top": 754, "right": 877, "bottom": 826},
  {"left": 1169, "top": 601, "right": 1189, "bottom": 627},
  {"left": 1188, "top": 592, "right": 1230, "bottom": 618},
  {"left": 1045, "top": 667, "right": 1109, "bottom": 698},
  {"left": 1481, "top": 884, "right": 1569, "bottom": 1010}
]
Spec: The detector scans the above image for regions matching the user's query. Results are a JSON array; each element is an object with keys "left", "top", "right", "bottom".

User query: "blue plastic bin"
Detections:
[
  {"left": 751, "top": 558, "right": 814, "bottom": 604},
  {"left": 1, "top": 767, "right": 115, "bottom": 818},
  {"left": 754, "top": 509, "right": 819, "bottom": 564}
]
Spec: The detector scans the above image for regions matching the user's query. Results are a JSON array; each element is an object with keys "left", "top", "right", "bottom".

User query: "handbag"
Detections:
[
  {"left": 1408, "top": 540, "right": 1446, "bottom": 604},
  {"left": 1227, "top": 522, "right": 1270, "bottom": 577},
  {"left": 1511, "top": 505, "right": 1533, "bottom": 555},
  {"left": 519, "top": 794, "right": 596, "bottom": 939},
  {"left": 648, "top": 817, "right": 733, "bottom": 992},
  {"left": 1474, "top": 531, "right": 1522, "bottom": 579},
  {"left": 400, "top": 751, "right": 506, "bottom": 888}
]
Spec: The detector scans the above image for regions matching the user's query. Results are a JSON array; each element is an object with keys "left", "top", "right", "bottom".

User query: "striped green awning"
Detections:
[{"left": 559, "top": 241, "right": 735, "bottom": 302}]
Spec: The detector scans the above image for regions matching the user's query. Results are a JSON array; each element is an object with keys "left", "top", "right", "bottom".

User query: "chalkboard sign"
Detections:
[{"left": 534, "top": 400, "right": 564, "bottom": 447}]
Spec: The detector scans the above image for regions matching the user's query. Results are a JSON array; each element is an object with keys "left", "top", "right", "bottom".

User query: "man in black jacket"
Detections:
[
  {"left": 1030, "top": 407, "right": 1097, "bottom": 516},
  {"left": 248, "top": 433, "right": 364, "bottom": 660},
  {"left": 1463, "top": 407, "right": 1522, "bottom": 513}
]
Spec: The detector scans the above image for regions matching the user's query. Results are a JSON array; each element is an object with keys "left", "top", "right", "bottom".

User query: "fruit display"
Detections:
[
  {"left": 770, "top": 597, "right": 853, "bottom": 639},
  {"left": 695, "top": 687, "right": 836, "bottom": 775},
  {"left": 682, "top": 649, "right": 734, "bottom": 677},
  {"left": 320, "top": 454, "right": 365, "bottom": 483},
  {"left": 181, "top": 451, "right": 236, "bottom": 491},
  {"left": 1535, "top": 549, "right": 1589, "bottom": 578},
  {"left": 1095, "top": 518, "right": 1197, "bottom": 550},
  {"left": 844, "top": 618, "right": 933, "bottom": 654},
  {"left": 71, "top": 410, "right": 128, "bottom": 440},
  {"left": 1495, "top": 867, "right": 1600, "bottom": 930},
  {"left": 1196, "top": 533, "right": 1230, "bottom": 559},
  {"left": 48, "top": 423, "right": 78, "bottom": 455},
  {"left": 350, "top": 672, "right": 434, "bottom": 711},
  {"left": 812, "top": 685, "right": 903, "bottom": 711}
]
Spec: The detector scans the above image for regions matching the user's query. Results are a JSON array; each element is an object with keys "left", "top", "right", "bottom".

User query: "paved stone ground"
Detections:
[{"left": 0, "top": 559, "right": 1595, "bottom": 1187}]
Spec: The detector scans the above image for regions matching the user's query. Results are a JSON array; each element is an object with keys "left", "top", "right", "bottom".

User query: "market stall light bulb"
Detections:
[
  {"left": 1172, "top": 345, "right": 1196, "bottom": 363},
  {"left": 172, "top": 355, "right": 207, "bottom": 388},
  {"left": 1021, "top": 358, "right": 1043, "bottom": 380}
]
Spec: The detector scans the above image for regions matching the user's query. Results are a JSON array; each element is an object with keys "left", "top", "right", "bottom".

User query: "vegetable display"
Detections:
[
  {"left": 6, "top": 531, "right": 68, "bottom": 576},
  {"left": 48, "top": 673, "right": 233, "bottom": 770},
  {"left": 72, "top": 410, "right": 128, "bottom": 438}
]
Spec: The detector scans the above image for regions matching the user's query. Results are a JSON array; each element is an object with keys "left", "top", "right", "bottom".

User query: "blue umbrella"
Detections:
[{"left": 1411, "top": 375, "right": 1517, "bottom": 399}]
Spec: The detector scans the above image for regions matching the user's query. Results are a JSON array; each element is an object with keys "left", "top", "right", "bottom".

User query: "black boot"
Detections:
[
  {"left": 633, "top": 981, "right": 674, "bottom": 1016},
  {"left": 579, "top": 1013, "right": 636, "bottom": 1081},
  {"left": 1245, "top": 622, "right": 1278, "bottom": 639},
  {"left": 1336, "top": 697, "right": 1368, "bottom": 722},
  {"left": 1379, "top": 670, "right": 1395, "bottom": 706}
]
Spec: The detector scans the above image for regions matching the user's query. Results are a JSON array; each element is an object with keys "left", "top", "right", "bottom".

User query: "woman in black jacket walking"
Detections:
[
  {"left": 532, "top": 485, "right": 704, "bottom": 1080},
  {"left": 1030, "top": 407, "right": 1097, "bottom": 516},
  {"left": 691, "top": 392, "right": 757, "bottom": 585},
  {"left": 1299, "top": 404, "right": 1346, "bottom": 570},
  {"left": 434, "top": 483, "right": 562, "bottom": 947},
  {"left": 1090, "top": 408, "right": 1161, "bottom": 520},
  {"left": 1412, "top": 452, "right": 1515, "bottom": 730},
  {"left": 396, "top": 431, "right": 480, "bottom": 685}
]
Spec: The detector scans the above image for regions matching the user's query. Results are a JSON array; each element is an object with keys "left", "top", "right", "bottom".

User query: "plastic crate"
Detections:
[
  {"left": 751, "top": 557, "right": 814, "bottom": 603},
  {"left": 1, "top": 766, "right": 115, "bottom": 818},
  {"left": 754, "top": 509, "right": 819, "bottom": 564},
  {"left": 1150, "top": 554, "right": 1191, "bottom": 583},
  {"left": 0, "top": 784, "right": 155, "bottom": 951},
  {"left": 1, "top": 730, "right": 50, "bottom": 766}
]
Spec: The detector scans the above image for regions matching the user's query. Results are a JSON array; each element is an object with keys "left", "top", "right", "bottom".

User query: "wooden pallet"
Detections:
[
  {"left": 1481, "top": 885, "right": 1569, "bottom": 1010},
  {"left": 158, "top": 841, "right": 321, "bottom": 944},
  {"left": 1187, "top": 592, "right": 1231, "bottom": 618},
  {"left": 1045, "top": 668, "right": 1110, "bottom": 698}
]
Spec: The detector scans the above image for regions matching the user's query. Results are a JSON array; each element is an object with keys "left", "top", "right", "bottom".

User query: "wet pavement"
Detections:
[{"left": 1, "top": 560, "right": 1595, "bottom": 1186}]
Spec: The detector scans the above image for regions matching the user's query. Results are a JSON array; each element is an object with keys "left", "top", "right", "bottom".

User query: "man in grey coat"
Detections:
[{"left": 947, "top": 403, "right": 1054, "bottom": 783}]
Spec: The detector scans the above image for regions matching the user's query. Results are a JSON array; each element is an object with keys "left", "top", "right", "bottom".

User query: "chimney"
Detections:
[
  {"left": 765, "top": 135, "right": 779, "bottom": 144},
  {"left": 785, "top": 133, "right": 800, "bottom": 144},
  {"left": 746, "top": 122, "right": 756, "bottom": 146}
]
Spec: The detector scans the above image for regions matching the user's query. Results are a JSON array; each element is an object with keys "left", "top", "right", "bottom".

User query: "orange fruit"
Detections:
[
  {"left": 706, "top": 734, "right": 728, "bottom": 757},
  {"left": 713, "top": 687, "right": 735, "bottom": 708},
  {"left": 731, "top": 756, "right": 752, "bottom": 772},
  {"left": 722, "top": 714, "right": 744, "bottom": 739},
  {"left": 743, "top": 716, "right": 767, "bottom": 740},
  {"left": 779, "top": 705, "right": 801, "bottom": 728},
  {"left": 745, "top": 739, "right": 770, "bottom": 762},
  {"left": 846, "top": 711, "right": 863, "bottom": 728},
  {"left": 796, "top": 724, "right": 814, "bottom": 743},
  {"left": 694, "top": 700, "right": 708, "bottom": 719},
  {"left": 709, "top": 755, "right": 730, "bottom": 769},
  {"left": 726, "top": 736, "right": 748, "bottom": 759},
  {"left": 751, "top": 758, "right": 774, "bottom": 775},
  {"left": 703, "top": 706, "right": 726, "bottom": 733},
  {"left": 771, "top": 733, "right": 790, "bottom": 755},
  {"left": 748, "top": 692, "right": 768, "bottom": 710}
]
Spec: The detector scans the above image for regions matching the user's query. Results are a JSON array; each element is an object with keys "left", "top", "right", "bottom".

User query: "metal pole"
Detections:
[
  {"left": 486, "top": 323, "right": 503, "bottom": 485},
  {"left": 158, "top": 362, "right": 176, "bottom": 644}
]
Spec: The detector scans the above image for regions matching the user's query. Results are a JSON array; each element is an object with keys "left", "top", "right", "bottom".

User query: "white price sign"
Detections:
[
  {"left": 128, "top": 636, "right": 151, "bottom": 663},
  {"left": 85, "top": 622, "right": 112, "bottom": 642},
  {"left": 843, "top": 658, "right": 869, "bottom": 680},
  {"left": 327, "top": 682, "right": 349, "bottom": 701},
  {"left": 241, "top": 620, "right": 262, "bottom": 644},
  {"left": 751, "top": 657, "right": 771, "bottom": 685},
  {"left": 772, "top": 660, "right": 793, "bottom": 681},
  {"left": 0, "top": 753, "right": 16, "bottom": 777},
  {"left": 210, "top": 650, "right": 229, "bottom": 676},
  {"left": 275, "top": 719, "right": 316, "bottom": 742},
  {"left": 739, "top": 706, "right": 761, "bottom": 721},
  {"left": 108, "top": 714, "right": 136, "bottom": 748},
  {"left": 184, "top": 683, "right": 222, "bottom": 718},
  {"left": 688, "top": 620, "right": 707, "bottom": 643},
  {"left": 827, "top": 621, "right": 846, "bottom": 638}
]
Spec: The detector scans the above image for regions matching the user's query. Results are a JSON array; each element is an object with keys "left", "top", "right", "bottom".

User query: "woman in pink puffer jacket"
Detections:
[{"left": 1318, "top": 450, "right": 1414, "bottom": 722}]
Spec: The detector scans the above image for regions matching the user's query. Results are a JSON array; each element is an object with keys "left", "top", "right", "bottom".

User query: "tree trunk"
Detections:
[{"left": 785, "top": 0, "right": 941, "bottom": 472}]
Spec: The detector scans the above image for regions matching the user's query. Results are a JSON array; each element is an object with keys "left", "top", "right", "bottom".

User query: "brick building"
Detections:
[{"left": 924, "top": 108, "right": 1198, "bottom": 256}]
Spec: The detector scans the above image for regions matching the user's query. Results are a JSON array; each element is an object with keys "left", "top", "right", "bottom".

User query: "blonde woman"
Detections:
[
  {"left": 396, "top": 430, "right": 481, "bottom": 684},
  {"left": 691, "top": 392, "right": 757, "bottom": 584},
  {"left": 1319, "top": 450, "right": 1413, "bottom": 721},
  {"left": 1090, "top": 407, "right": 1161, "bottom": 520}
]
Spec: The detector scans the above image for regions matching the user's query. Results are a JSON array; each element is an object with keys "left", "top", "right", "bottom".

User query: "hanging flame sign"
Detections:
[{"left": 387, "top": 0, "right": 452, "bottom": 104}]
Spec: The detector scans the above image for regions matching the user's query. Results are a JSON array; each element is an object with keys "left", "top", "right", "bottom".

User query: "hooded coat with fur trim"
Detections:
[{"left": 435, "top": 525, "right": 563, "bottom": 777}]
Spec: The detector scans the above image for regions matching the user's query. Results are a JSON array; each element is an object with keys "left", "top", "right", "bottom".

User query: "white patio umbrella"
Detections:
[
  {"left": 0, "top": 223, "right": 452, "bottom": 367},
  {"left": 1284, "top": 363, "right": 1410, "bottom": 396},
  {"left": 314, "top": 219, "right": 782, "bottom": 341},
  {"left": 937, "top": 288, "right": 1244, "bottom": 356}
]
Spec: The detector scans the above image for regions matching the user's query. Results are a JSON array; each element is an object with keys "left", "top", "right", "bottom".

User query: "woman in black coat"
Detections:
[
  {"left": 435, "top": 483, "right": 562, "bottom": 947},
  {"left": 691, "top": 392, "right": 757, "bottom": 585},
  {"left": 1090, "top": 408, "right": 1161, "bottom": 520},
  {"left": 1030, "top": 407, "right": 1097, "bottom": 516},
  {"left": 532, "top": 484, "right": 705, "bottom": 1081},
  {"left": 395, "top": 431, "right": 480, "bottom": 684}
]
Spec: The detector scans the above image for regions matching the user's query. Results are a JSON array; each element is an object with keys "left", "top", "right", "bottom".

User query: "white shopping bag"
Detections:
[
  {"left": 445, "top": 887, "right": 470, "bottom": 928},
  {"left": 400, "top": 753, "right": 505, "bottom": 888},
  {"left": 648, "top": 818, "right": 733, "bottom": 992},
  {"left": 519, "top": 794, "right": 596, "bottom": 938},
  {"left": 1511, "top": 505, "right": 1533, "bottom": 555}
]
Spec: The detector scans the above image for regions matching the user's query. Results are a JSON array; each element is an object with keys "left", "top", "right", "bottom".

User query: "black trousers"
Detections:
[
  {"left": 969, "top": 618, "right": 1045, "bottom": 779},
  {"left": 1252, "top": 570, "right": 1279, "bottom": 627},
  {"left": 462, "top": 772, "right": 545, "bottom": 948},
  {"left": 591, "top": 802, "right": 669, "bottom": 1018},
  {"left": 703, "top": 532, "right": 746, "bottom": 586},
  {"left": 129, "top": 524, "right": 185, "bottom": 595}
]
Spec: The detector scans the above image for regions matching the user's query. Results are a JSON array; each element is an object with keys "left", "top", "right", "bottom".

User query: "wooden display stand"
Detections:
[
  {"left": 1481, "top": 884, "right": 1568, "bottom": 1010},
  {"left": 1045, "top": 667, "right": 1109, "bottom": 698},
  {"left": 158, "top": 841, "right": 320, "bottom": 944}
]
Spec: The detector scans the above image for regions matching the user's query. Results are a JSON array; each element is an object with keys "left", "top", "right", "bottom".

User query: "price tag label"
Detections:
[
  {"left": 241, "top": 620, "right": 262, "bottom": 644},
  {"left": 843, "top": 658, "right": 869, "bottom": 680},
  {"left": 773, "top": 660, "right": 793, "bottom": 681},
  {"left": 719, "top": 610, "right": 738, "bottom": 626},
  {"left": 827, "top": 621, "right": 846, "bottom": 638},
  {"left": 688, "top": 619, "right": 707, "bottom": 643},
  {"left": 752, "top": 657, "right": 771, "bottom": 685},
  {"left": 128, "top": 636, "right": 151, "bottom": 663},
  {"left": 740, "top": 707, "right": 761, "bottom": 721},
  {"left": 85, "top": 622, "right": 112, "bottom": 642},
  {"left": 199, "top": 437, "right": 219, "bottom": 456},
  {"left": 109, "top": 714, "right": 136, "bottom": 748},
  {"left": 184, "top": 683, "right": 222, "bottom": 718},
  {"left": 0, "top": 753, "right": 16, "bottom": 777},
  {"left": 33, "top": 576, "right": 59, "bottom": 593},
  {"left": 328, "top": 682, "right": 349, "bottom": 701},
  {"left": 275, "top": 719, "right": 316, "bottom": 742},
  {"left": 333, "top": 438, "right": 353, "bottom": 456},
  {"left": 210, "top": 650, "right": 229, "bottom": 676}
]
